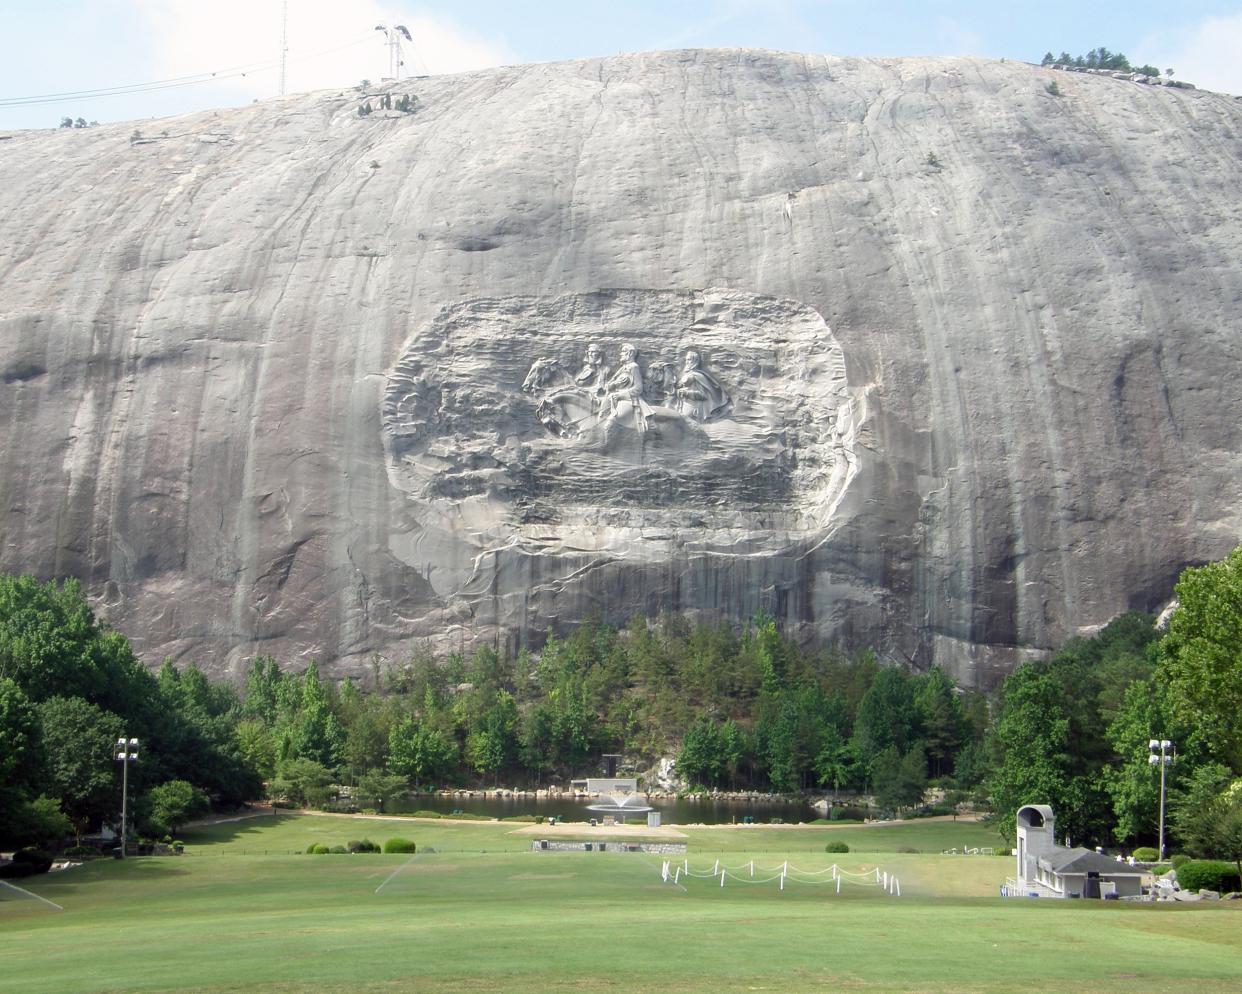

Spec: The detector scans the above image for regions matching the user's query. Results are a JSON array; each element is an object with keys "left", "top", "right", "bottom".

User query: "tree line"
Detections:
[
  {"left": 1040, "top": 48, "right": 1165, "bottom": 77},
  {"left": 3, "top": 545, "right": 1241, "bottom": 870}
]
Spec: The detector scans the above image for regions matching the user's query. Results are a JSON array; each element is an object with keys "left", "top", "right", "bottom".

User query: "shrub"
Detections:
[
  {"left": 909, "top": 804, "right": 956, "bottom": 819},
  {"left": 824, "top": 841, "right": 850, "bottom": 853},
  {"left": 1, "top": 849, "right": 53, "bottom": 878},
  {"left": 829, "top": 806, "right": 868, "bottom": 822},
  {"left": 347, "top": 839, "right": 379, "bottom": 853},
  {"left": 0, "top": 861, "right": 36, "bottom": 879},
  {"left": 1151, "top": 864, "right": 1173, "bottom": 876},
  {"left": 384, "top": 838, "right": 417, "bottom": 854},
  {"left": 412, "top": 810, "right": 442, "bottom": 819},
  {"left": 14, "top": 849, "right": 52, "bottom": 873},
  {"left": 896, "top": 846, "right": 920, "bottom": 854},
  {"left": 307, "top": 844, "right": 330, "bottom": 855},
  {"left": 328, "top": 845, "right": 347, "bottom": 854},
  {"left": 1171, "top": 854, "right": 1190, "bottom": 869},
  {"left": 1175, "top": 860, "right": 1241, "bottom": 894},
  {"left": 1132, "top": 847, "right": 1159, "bottom": 862},
  {"left": 63, "top": 845, "right": 96, "bottom": 860}
]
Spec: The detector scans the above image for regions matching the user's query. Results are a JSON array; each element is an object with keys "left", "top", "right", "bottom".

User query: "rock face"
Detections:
[{"left": 1, "top": 51, "right": 1240, "bottom": 686}]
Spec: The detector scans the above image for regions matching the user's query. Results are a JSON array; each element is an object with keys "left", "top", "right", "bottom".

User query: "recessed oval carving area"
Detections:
[{"left": 382, "top": 288, "right": 861, "bottom": 597}]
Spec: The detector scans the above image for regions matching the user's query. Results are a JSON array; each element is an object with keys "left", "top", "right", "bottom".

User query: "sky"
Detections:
[{"left": 2, "top": 1, "right": 1241, "bottom": 130}]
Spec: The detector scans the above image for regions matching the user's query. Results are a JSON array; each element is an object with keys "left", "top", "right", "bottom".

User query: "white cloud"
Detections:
[
  {"left": 1134, "top": 11, "right": 1242, "bottom": 97},
  {"left": 132, "top": 0, "right": 516, "bottom": 101}
]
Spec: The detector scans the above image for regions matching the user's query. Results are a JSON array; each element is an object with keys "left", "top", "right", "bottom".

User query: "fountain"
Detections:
[
  {"left": 585, "top": 792, "right": 655, "bottom": 822},
  {"left": 574, "top": 755, "right": 660, "bottom": 825}
]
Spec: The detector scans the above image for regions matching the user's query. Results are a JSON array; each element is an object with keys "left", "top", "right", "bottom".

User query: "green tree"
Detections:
[
  {"left": 677, "top": 718, "right": 726, "bottom": 787},
  {"left": 388, "top": 717, "right": 457, "bottom": 785},
  {"left": 146, "top": 779, "right": 208, "bottom": 836},
  {"left": 0, "top": 677, "right": 41, "bottom": 790},
  {"left": 914, "top": 667, "right": 963, "bottom": 779},
  {"left": 234, "top": 719, "right": 277, "bottom": 780},
  {"left": 269, "top": 758, "right": 334, "bottom": 808},
  {"left": 1158, "top": 546, "right": 1242, "bottom": 768},
  {"left": 1103, "top": 677, "right": 1169, "bottom": 843},
  {"left": 852, "top": 667, "right": 920, "bottom": 773},
  {"left": 6, "top": 795, "right": 72, "bottom": 847},
  {"left": 871, "top": 745, "right": 928, "bottom": 815},
  {"left": 986, "top": 666, "right": 1076, "bottom": 842},
  {"left": 355, "top": 770, "right": 408, "bottom": 813},
  {"left": 37, "top": 696, "right": 123, "bottom": 842},
  {"left": 1169, "top": 763, "right": 1234, "bottom": 857},
  {"left": 465, "top": 691, "right": 518, "bottom": 782}
]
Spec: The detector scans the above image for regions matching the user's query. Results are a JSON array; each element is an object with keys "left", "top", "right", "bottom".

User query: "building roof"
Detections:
[{"left": 1038, "top": 847, "right": 1146, "bottom": 876}]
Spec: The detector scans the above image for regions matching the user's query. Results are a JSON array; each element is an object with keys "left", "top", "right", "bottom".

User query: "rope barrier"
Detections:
[{"left": 662, "top": 859, "right": 900, "bottom": 897}]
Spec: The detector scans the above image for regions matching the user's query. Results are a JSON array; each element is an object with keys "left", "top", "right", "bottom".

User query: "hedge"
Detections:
[
  {"left": 384, "top": 838, "right": 417, "bottom": 854},
  {"left": 1176, "top": 860, "right": 1241, "bottom": 894},
  {"left": 1132, "top": 847, "right": 1159, "bottom": 862}
]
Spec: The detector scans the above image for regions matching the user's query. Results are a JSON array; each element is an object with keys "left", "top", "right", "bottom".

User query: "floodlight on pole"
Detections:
[
  {"left": 1147, "top": 738, "right": 1174, "bottom": 862},
  {"left": 116, "top": 736, "right": 139, "bottom": 858}
]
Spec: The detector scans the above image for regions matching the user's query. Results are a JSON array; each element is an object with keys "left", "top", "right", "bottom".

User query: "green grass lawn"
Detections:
[{"left": 1, "top": 814, "right": 1239, "bottom": 994}]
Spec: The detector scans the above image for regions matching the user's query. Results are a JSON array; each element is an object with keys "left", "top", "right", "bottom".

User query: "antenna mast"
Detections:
[
  {"left": 375, "top": 24, "right": 412, "bottom": 81},
  {"left": 278, "top": 0, "right": 289, "bottom": 96}
]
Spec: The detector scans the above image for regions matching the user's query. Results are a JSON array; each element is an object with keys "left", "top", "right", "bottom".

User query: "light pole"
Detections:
[
  {"left": 1148, "top": 738, "right": 1174, "bottom": 861},
  {"left": 116, "top": 737, "right": 139, "bottom": 857}
]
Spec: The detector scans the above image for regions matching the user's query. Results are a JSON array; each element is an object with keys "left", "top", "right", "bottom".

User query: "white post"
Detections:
[
  {"left": 720, "top": 869, "right": 725, "bottom": 887},
  {"left": 895, "top": 878, "right": 901, "bottom": 897},
  {"left": 780, "top": 872, "right": 785, "bottom": 891},
  {"left": 836, "top": 875, "right": 841, "bottom": 894},
  {"left": 750, "top": 860, "right": 754, "bottom": 877},
  {"left": 674, "top": 867, "right": 680, "bottom": 884}
]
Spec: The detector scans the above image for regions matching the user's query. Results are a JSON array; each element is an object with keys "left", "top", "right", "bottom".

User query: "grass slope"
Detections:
[{"left": 1, "top": 815, "right": 1238, "bottom": 994}]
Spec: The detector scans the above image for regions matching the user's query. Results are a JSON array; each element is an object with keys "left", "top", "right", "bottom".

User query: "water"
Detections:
[{"left": 387, "top": 792, "right": 816, "bottom": 825}]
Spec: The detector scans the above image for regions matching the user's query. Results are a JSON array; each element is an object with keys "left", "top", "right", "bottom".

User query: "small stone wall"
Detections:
[{"left": 531, "top": 840, "right": 687, "bottom": 854}]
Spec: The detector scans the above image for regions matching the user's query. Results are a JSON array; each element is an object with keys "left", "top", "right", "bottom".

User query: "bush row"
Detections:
[{"left": 305, "top": 839, "right": 383, "bottom": 854}]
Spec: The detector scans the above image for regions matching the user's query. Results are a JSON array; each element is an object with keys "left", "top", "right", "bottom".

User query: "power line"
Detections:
[{"left": 0, "top": 35, "right": 375, "bottom": 108}]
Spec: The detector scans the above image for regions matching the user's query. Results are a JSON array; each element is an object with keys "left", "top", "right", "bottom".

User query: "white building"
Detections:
[{"left": 1011, "top": 804, "right": 1146, "bottom": 899}]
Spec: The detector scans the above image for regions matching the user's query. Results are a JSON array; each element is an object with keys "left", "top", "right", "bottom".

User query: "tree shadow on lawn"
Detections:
[{"left": 180, "top": 812, "right": 294, "bottom": 848}]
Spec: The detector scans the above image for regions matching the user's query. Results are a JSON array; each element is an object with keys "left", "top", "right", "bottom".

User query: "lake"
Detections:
[{"left": 387, "top": 792, "right": 817, "bottom": 825}]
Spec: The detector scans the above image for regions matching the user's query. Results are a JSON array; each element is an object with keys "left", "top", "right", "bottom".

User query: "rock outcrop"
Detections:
[{"left": 1, "top": 51, "right": 1240, "bottom": 686}]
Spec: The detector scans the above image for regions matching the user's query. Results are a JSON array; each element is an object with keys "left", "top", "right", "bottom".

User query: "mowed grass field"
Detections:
[{"left": 2, "top": 815, "right": 1240, "bottom": 994}]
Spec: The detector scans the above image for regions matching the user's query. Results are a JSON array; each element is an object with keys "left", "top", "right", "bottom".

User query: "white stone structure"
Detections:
[{"left": 1012, "top": 804, "right": 1146, "bottom": 899}]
